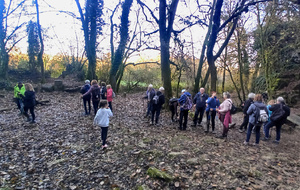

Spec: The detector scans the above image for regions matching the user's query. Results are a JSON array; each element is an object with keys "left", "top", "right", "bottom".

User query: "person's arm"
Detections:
[
  {"left": 82, "top": 86, "right": 93, "bottom": 97},
  {"left": 247, "top": 104, "right": 254, "bottom": 115},
  {"left": 161, "top": 95, "right": 165, "bottom": 105},
  {"left": 107, "top": 108, "right": 113, "bottom": 117},
  {"left": 193, "top": 94, "right": 198, "bottom": 104},
  {"left": 14, "top": 86, "right": 18, "bottom": 98},
  {"left": 178, "top": 95, "right": 185, "bottom": 105},
  {"left": 269, "top": 104, "right": 276, "bottom": 112}
]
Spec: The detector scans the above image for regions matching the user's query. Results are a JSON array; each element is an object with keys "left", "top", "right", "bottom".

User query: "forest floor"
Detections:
[{"left": 0, "top": 91, "right": 300, "bottom": 190}]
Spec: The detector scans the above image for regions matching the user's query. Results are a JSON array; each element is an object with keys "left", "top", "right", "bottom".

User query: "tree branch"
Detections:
[
  {"left": 137, "top": 0, "right": 159, "bottom": 24},
  {"left": 124, "top": 61, "right": 160, "bottom": 68}
]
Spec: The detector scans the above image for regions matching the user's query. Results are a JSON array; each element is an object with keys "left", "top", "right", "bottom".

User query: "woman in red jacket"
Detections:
[{"left": 106, "top": 85, "right": 114, "bottom": 111}]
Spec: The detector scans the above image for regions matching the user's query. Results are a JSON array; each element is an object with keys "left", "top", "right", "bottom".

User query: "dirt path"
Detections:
[{"left": 0, "top": 92, "right": 299, "bottom": 189}]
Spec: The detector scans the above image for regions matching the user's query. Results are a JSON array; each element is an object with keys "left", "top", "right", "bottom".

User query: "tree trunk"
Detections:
[
  {"left": 35, "top": 0, "right": 45, "bottom": 83},
  {"left": 0, "top": 0, "right": 7, "bottom": 79},
  {"left": 237, "top": 29, "right": 246, "bottom": 101},
  {"left": 222, "top": 46, "right": 228, "bottom": 93},
  {"left": 226, "top": 66, "right": 242, "bottom": 105}
]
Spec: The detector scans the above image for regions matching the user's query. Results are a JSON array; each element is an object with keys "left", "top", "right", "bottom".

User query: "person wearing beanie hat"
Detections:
[
  {"left": 151, "top": 87, "right": 165, "bottom": 125},
  {"left": 80, "top": 80, "right": 91, "bottom": 115}
]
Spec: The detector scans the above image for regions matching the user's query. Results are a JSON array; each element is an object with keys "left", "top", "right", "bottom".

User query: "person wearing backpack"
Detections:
[
  {"left": 262, "top": 97, "right": 290, "bottom": 144},
  {"left": 192, "top": 88, "right": 209, "bottom": 127},
  {"left": 216, "top": 92, "right": 233, "bottom": 139},
  {"left": 106, "top": 85, "right": 114, "bottom": 111},
  {"left": 20, "top": 83, "right": 36, "bottom": 124},
  {"left": 205, "top": 91, "right": 220, "bottom": 133},
  {"left": 82, "top": 80, "right": 101, "bottom": 115},
  {"left": 151, "top": 87, "right": 165, "bottom": 125},
  {"left": 144, "top": 84, "right": 156, "bottom": 118},
  {"left": 80, "top": 80, "right": 91, "bottom": 115},
  {"left": 244, "top": 94, "right": 268, "bottom": 146},
  {"left": 239, "top": 93, "right": 255, "bottom": 133},
  {"left": 178, "top": 89, "right": 192, "bottom": 130},
  {"left": 100, "top": 82, "right": 107, "bottom": 100},
  {"left": 169, "top": 97, "right": 178, "bottom": 122}
]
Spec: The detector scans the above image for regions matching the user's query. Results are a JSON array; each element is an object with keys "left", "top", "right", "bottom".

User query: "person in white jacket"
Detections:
[{"left": 93, "top": 100, "right": 113, "bottom": 149}]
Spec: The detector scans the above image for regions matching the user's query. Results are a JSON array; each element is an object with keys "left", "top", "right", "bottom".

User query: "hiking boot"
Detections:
[
  {"left": 216, "top": 135, "right": 225, "bottom": 139},
  {"left": 191, "top": 124, "right": 196, "bottom": 127},
  {"left": 238, "top": 129, "right": 244, "bottom": 133},
  {"left": 26, "top": 117, "right": 31, "bottom": 122},
  {"left": 243, "top": 141, "right": 249, "bottom": 146},
  {"left": 197, "top": 123, "right": 202, "bottom": 126},
  {"left": 30, "top": 121, "right": 36, "bottom": 124},
  {"left": 212, "top": 130, "right": 216, "bottom": 134},
  {"left": 150, "top": 122, "right": 154, "bottom": 125},
  {"left": 261, "top": 137, "right": 269, "bottom": 141},
  {"left": 272, "top": 140, "right": 279, "bottom": 144},
  {"left": 252, "top": 143, "right": 259, "bottom": 146}
]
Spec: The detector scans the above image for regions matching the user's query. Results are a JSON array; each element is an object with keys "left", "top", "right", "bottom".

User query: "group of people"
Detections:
[
  {"left": 145, "top": 85, "right": 291, "bottom": 145},
  {"left": 14, "top": 82, "right": 36, "bottom": 123}
]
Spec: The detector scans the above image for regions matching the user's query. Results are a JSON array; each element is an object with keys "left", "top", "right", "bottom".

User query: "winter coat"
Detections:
[
  {"left": 81, "top": 84, "right": 91, "bottom": 99},
  {"left": 147, "top": 89, "right": 156, "bottom": 105},
  {"left": 107, "top": 88, "right": 113, "bottom": 102},
  {"left": 179, "top": 92, "right": 192, "bottom": 111},
  {"left": 193, "top": 92, "right": 209, "bottom": 109},
  {"left": 83, "top": 84, "right": 100, "bottom": 101},
  {"left": 93, "top": 108, "right": 113, "bottom": 127},
  {"left": 14, "top": 84, "right": 25, "bottom": 99},
  {"left": 101, "top": 86, "right": 107, "bottom": 99},
  {"left": 243, "top": 98, "right": 253, "bottom": 114},
  {"left": 152, "top": 91, "right": 165, "bottom": 109},
  {"left": 269, "top": 103, "right": 290, "bottom": 124},
  {"left": 206, "top": 96, "right": 220, "bottom": 112},
  {"left": 22, "top": 91, "right": 36, "bottom": 108},
  {"left": 218, "top": 99, "right": 232, "bottom": 115},
  {"left": 247, "top": 101, "right": 268, "bottom": 126}
]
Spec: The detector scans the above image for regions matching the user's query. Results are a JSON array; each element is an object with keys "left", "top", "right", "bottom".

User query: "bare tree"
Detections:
[{"left": 35, "top": 0, "right": 45, "bottom": 82}]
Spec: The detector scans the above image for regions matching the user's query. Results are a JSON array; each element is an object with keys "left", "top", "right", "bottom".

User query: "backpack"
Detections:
[
  {"left": 182, "top": 95, "right": 193, "bottom": 110},
  {"left": 230, "top": 103, "right": 237, "bottom": 115},
  {"left": 254, "top": 104, "right": 269, "bottom": 125},
  {"left": 270, "top": 104, "right": 285, "bottom": 122},
  {"left": 92, "top": 86, "right": 101, "bottom": 100},
  {"left": 112, "top": 91, "right": 116, "bottom": 98},
  {"left": 153, "top": 92, "right": 161, "bottom": 105}
]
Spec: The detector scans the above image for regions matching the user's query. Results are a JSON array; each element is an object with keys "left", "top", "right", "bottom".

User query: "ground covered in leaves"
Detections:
[{"left": 0, "top": 91, "right": 300, "bottom": 190}]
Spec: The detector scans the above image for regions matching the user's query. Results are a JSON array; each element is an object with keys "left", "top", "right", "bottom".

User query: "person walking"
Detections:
[
  {"left": 21, "top": 83, "right": 36, "bottom": 123},
  {"left": 239, "top": 93, "right": 255, "bottom": 133},
  {"left": 169, "top": 97, "right": 178, "bottom": 122},
  {"left": 151, "top": 87, "right": 165, "bottom": 125},
  {"left": 93, "top": 100, "right": 113, "bottom": 149},
  {"left": 106, "top": 85, "right": 114, "bottom": 111},
  {"left": 178, "top": 89, "right": 192, "bottom": 130},
  {"left": 144, "top": 84, "right": 156, "bottom": 118},
  {"left": 244, "top": 94, "right": 268, "bottom": 146},
  {"left": 192, "top": 88, "right": 209, "bottom": 127},
  {"left": 205, "top": 91, "right": 220, "bottom": 133},
  {"left": 262, "top": 97, "right": 290, "bottom": 144},
  {"left": 82, "top": 80, "right": 101, "bottom": 115},
  {"left": 216, "top": 92, "right": 233, "bottom": 139},
  {"left": 100, "top": 82, "right": 107, "bottom": 100},
  {"left": 14, "top": 81, "right": 26, "bottom": 115},
  {"left": 80, "top": 80, "right": 91, "bottom": 115}
]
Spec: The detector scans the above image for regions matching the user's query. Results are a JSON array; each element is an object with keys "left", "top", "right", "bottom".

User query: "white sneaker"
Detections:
[{"left": 243, "top": 141, "right": 249, "bottom": 146}]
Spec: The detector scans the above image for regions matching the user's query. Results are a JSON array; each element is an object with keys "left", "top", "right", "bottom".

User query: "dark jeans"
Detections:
[
  {"left": 169, "top": 105, "right": 178, "bottom": 121},
  {"left": 239, "top": 114, "right": 249, "bottom": 130},
  {"left": 146, "top": 102, "right": 153, "bottom": 117},
  {"left": 152, "top": 107, "right": 161, "bottom": 124},
  {"left": 206, "top": 110, "right": 216, "bottom": 131},
  {"left": 246, "top": 123, "right": 261, "bottom": 144},
  {"left": 15, "top": 98, "right": 24, "bottom": 113},
  {"left": 24, "top": 106, "right": 35, "bottom": 121},
  {"left": 83, "top": 97, "right": 91, "bottom": 114},
  {"left": 92, "top": 100, "right": 100, "bottom": 115},
  {"left": 179, "top": 110, "right": 189, "bottom": 130},
  {"left": 265, "top": 120, "right": 282, "bottom": 141},
  {"left": 101, "top": 127, "right": 108, "bottom": 146},
  {"left": 108, "top": 101, "right": 113, "bottom": 111},
  {"left": 193, "top": 107, "right": 205, "bottom": 125}
]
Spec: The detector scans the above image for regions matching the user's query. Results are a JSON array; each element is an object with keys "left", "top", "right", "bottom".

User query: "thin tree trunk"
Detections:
[
  {"left": 226, "top": 66, "right": 242, "bottom": 104},
  {"left": 237, "top": 28, "right": 246, "bottom": 101},
  {"left": 222, "top": 46, "right": 228, "bottom": 93}
]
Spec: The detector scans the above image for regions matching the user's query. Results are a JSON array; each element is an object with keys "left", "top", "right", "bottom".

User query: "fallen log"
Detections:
[
  {"left": 0, "top": 107, "right": 11, "bottom": 112},
  {"left": 287, "top": 113, "right": 300, "bottom": 127}
]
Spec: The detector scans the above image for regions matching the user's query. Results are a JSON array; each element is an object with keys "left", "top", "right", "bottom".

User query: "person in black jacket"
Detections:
[
  {"left": 151, "top": 87, "right": 165, "bottom": 125},
  {"left": 262, "top": 97, "right": 290, "bottom": 144},
  {"left": 100, "top": 82, "right": 107, "bottom": 100},
  {"left": 169, "top": 98, "right": 178, "bottom": 122},
  {"left": 80, "top": 80, "right": 91, "bottom": 115},
  {"left": 239, "top": 93, "right": 255, "bottom": 132},
  {"left": 192, "top": 88, "right": 209, "bottom": 127},
  {"left": 21, "top": 83, "right": 36, "bottom": 123}
]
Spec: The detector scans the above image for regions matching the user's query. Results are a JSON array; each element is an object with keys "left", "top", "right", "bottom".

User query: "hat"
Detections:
[
  {"left": 159, "top": 87, "right": 164, "bottom": 91},
  {"left": 181, "top": 89, "right": 186, "bottom": 93},
  {"left": 85, "top": 80, "right": 90, "bottom": 84},
  {"left": 148, "top": 84, "right": 153, "bottom": 88}
]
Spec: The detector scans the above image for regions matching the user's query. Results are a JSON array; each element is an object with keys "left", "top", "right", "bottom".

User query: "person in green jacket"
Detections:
[{"left": 14, "top": 81, "right": 26, "bottom": 114}]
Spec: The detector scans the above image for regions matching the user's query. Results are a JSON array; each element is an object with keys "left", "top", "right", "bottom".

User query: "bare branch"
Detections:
[
  {"left": 137, "top": 0, "right": 159, "bottom": 24},
  {"left": 7, "top": 35, "right": 26, "bottom": 53},
  {"left": 124, "top": 61, "right": 160, "bottom": 68}
]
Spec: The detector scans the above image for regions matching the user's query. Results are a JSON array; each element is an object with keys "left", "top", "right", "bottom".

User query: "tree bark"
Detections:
[{"left": 237, "top": 28, "right": 246, "bottom": 101}]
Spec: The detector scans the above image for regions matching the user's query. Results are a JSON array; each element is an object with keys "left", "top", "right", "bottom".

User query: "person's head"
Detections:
[
  {"left": 248, "top": 93, "right": 255, "bottom": 100},
  {"left": 99, "top": 100, "right": 108, "bottom": 108},
  {"left": 148, "top": 84, "right": 153, "bottom": 90},
  {"left": 18, "top": 81, "right": 23, "bottom": 88},
  {"left": 223, "top": 92, "right": 230, "bottom": 99},
  {"left": 254, "top": 94, "right": 263, "bottom": 102},
  {"left": 91, "top": 80, "right": 97, "bottom": 85},
  {"left": 276, "top": 97, "right": 285, "bottom": 104},
  {"left": 159, "top": 87, "right": 164, "bottom": 92},
  {"left": 24, "top": 83, "right": 34, "bottom": 92},
  {"left": 107, "top": 85, "right": 111, "bottom": 89},
  {"left": 85, "top": 80, "right": 90, "bottom": 85},
  {"left": 101, "top": 82, "right": 106, "bottom": 87},
  {"left": 211, "top": 91, "right": 217, "bottom": 97},
  {"left": 181, "top": 89, "right": 186, "bottom": 94},
  {"left": 200, "top": 88, "right": 205, "bottom": 94},
  {"left": 268, "top": 99, "right": 275, "bottom": 105}
]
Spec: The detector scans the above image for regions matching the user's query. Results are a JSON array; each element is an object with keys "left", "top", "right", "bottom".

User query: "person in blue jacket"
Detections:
[
  {"left": 205, "top": 91, "right": 220, "bottom": 133},
  {"left": 178, "top": 89, "right": 192, "bottom": 130},
  {"left": 192, "top": 87, "right": 209, "bottom": 127}
]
